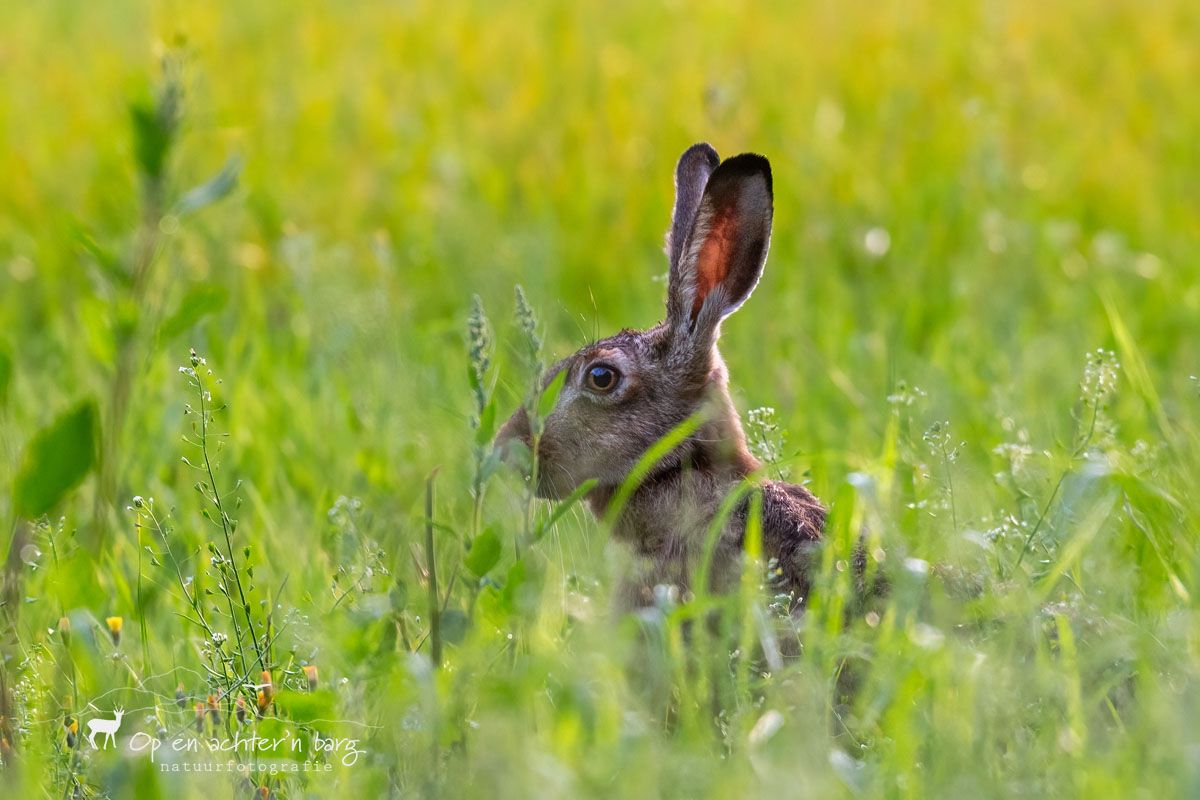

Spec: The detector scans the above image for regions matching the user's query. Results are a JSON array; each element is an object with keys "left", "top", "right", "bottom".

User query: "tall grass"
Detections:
[{"left": 0, "top": 1, "right": 1198, "bottom": 797}]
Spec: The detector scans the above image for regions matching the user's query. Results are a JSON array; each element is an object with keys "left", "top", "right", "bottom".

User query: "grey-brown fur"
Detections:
[{"left": 497, "top": 144, "right": 824, "bottom": 611}]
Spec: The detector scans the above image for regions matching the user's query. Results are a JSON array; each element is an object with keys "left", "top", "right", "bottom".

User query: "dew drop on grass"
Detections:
[
  {"left": 909, "top": 623, "right": 945, "bottom": 650},
  {"left": 20, "top": 544, "right": 41, "bottom": 566}
]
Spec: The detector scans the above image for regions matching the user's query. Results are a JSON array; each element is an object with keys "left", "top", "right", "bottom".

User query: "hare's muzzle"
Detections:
[
  {"left": 494, "top": 407, "right": 532, "bottom": 458},
  {"left": 494, "top": 407, "right": 570, "bottom": 499}
]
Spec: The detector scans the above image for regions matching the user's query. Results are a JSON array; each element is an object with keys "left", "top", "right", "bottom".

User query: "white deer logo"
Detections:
[{"left": 86, "top": 707, "right": 125, "bottom": 750}]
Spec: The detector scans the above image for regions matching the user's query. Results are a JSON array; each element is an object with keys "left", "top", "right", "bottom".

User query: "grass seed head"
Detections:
[{"left": 467, "top": 294, "right": 493, "bottom": 414}]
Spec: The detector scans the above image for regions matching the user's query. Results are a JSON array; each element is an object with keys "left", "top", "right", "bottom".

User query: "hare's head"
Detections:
[{"left": 497, "top": 144, "right": 773, "bottom": 499}]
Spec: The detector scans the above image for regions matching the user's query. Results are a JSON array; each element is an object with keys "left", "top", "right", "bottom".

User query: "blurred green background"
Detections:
[{"left": 1, "top": 0, "right": 1198, "bottom": 797}]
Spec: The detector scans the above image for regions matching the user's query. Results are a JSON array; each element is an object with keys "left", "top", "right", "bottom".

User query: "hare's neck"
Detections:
[
  {"left": 586, "top": 429, "right": 758, "bottom": 548},
  {"left": 590, "top": 462, "right": 743, "bottom": 554}
]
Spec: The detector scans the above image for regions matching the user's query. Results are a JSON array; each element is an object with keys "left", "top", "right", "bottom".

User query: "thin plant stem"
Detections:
[
  {"left": 424, "top": 470, "right": 442, "bottom": 669},
  {"left": 1012, "top": 403, "right": 1100, "bottom": 572},
  {"left": 941, "top": 440, "right": 959, "bottom": 533}
]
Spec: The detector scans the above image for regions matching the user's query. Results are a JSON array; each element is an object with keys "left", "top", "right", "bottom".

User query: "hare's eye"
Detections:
[{"left": 585, "top": 364, "right": 619, "bottom": 393}]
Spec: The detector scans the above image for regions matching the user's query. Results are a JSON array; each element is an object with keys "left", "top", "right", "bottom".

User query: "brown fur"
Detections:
[{"left": 496, "top": 145, "right": 824, "bottom": 611}]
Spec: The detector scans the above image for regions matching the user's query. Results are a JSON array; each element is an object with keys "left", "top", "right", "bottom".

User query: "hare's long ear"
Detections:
[
  {"left": 666, "top": 153, "right": 773, "bottom": 346},
  {"left": 666, "top": 143, "right": 720, "bottom": 272}
]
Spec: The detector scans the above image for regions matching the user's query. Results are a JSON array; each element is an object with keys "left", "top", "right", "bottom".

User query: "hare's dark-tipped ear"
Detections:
[
  {"left": 666, "top": 143, "right": 720, "bottom": 271},
  {"left": 666, "top": 153, "right": 773, "bottom": 338}
]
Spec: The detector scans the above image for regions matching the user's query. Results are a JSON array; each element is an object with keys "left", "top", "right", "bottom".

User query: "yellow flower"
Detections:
[
  {"left": 302, "top": 664, "right": 318, "bottom": 690},
  {"left": 105, "top": 616, "right": 123, "bottom": 645}
]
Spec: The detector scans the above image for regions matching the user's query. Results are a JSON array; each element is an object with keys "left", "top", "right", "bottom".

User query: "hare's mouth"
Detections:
[{"left": 533, "top": 462, "right": 575, "bottom": 500}]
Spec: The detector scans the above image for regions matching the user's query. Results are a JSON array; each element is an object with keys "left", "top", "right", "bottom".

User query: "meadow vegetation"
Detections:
[{"left": 1, "top": 1, "right": 1198, "bottom": 797}]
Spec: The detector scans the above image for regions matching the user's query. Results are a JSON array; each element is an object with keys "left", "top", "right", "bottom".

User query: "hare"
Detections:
[{"left": 497, "top": 143, "right": 824, "bottom": 611}]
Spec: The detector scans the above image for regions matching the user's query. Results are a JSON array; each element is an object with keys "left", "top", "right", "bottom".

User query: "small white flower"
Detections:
[{"left": 864, "top": 226, "right": 891, "bottom": 257}]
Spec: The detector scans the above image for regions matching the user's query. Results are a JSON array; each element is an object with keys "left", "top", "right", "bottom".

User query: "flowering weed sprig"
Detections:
[
  {"left": 923, "top": 420, "right": 964, "bottom": 531},
  {"left": 747, "top": 407, "right": 789, "bottom": 480},
  {"left": 179, "top": 349, "right": 266, "bottom": 675},
  {"left": 1011, "top": 348, "right": 1122, "bottom": 572}
]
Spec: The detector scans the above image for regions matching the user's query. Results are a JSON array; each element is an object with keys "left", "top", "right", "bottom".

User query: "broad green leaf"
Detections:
[
  {"left": 464, "top": 526, "right": 502, "bottom": 577},
  {"left": 73, "top": 226, "right": 131, "bottom": 288},
  {"left": 537, "top": 369, "right": 567, "bottom": 420},
  {"left": 389, "top": 578, "right": 409, "bottom": 612},
  {"left": 14, "top": 399, "right": 99, "bottom": 518},
  {"left": 474, "top": 398, "right": 497, "bottom": 447},
  {"left": 441, "top": 609, "right": 469, "bottom": 644},
  {"left": 176, "top": 155, "right": 242, "bottom": 215},
  {"left": 160, "top": 285, "right": 228, "bottom": 338},
  {"left": 254, "top": 714, "right": 309, "bottom": 763},
  {"left": 80, "top": 297, "right": 117, "bottom": 367},
  {"left": 478, "top": 448, "right": 504, "bottom": 484},
  {"left": 475, "top": 583, "right": 504, "bottom": 626},
  {"left": 501, "top": 559, "right": 528, "bottom": 612},
  {"left": 273, "top": 689, "right": 337, "bottom": 724},
  {"left": 130, "top": 97, "right": 174, "bottom": 180}
]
